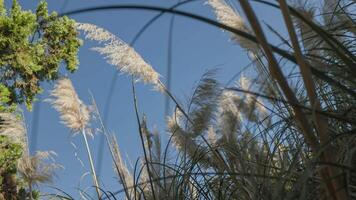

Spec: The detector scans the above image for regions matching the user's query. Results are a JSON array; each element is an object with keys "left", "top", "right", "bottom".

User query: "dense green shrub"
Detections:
[
  {"left": 0, "top": 0, "right": 81, "bottom": 110},
  {"left": 0, "top": 1, "right": 80, "bottom": 199}
]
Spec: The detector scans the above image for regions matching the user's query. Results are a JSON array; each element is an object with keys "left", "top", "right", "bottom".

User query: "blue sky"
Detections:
[{"left": 8, "top": 0, "right": 284, "bottom": 198}]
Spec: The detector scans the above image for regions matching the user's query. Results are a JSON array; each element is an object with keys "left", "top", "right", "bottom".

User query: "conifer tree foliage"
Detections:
[
  {"left": 0, "top": 0, "right": 81, "bottom": 110},
  {"left": 0, "top": 135, "right": 24, "bottom": 200},
  {"left": 0, "top": 1, "right": 80, "bottom": 199}
]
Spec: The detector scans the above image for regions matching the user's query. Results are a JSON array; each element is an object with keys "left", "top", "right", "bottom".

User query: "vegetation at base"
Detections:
[{"left": 1, "top": 0, "right": 356, "bottom": 199}]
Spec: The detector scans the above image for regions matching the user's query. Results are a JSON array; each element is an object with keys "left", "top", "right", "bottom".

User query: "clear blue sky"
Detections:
[{"left": 9, "top": 0, "right": 284, "bottom": 198}]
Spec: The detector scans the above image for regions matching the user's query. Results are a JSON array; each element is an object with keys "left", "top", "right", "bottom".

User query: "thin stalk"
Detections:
[
  {"left": 95, "top": 0, "right": 198, "bottom": 177},
  {"left": 81, "top": 128, "right": 101, "bottom": 199},
  {"left": 236, "top": 0, "right": 338, "bottom": 198},
  {"left": 108, "top": 135, "right": 133, "bottom": 200},
  {"left": 29, "top": 182, "right": 33, "bottom": 200},
  {"left": 131, "top": 79, "right": 157, "bottom": 200},
  {"left": 90, "top": 95, "right": 133, "bottom": 199},
  {"left": 252, "top": 0, "right": 356, "bottom": 71},
  {"left": 237, "top": 0, "right": 319, "bottom": 150},
  {"left": 278, "top": 0, "right": 347, "bottom": 198},
  {"left": 237, "top": 0, "right": 345, "bottom": 199},
  {"left": 30, "top": 95, "right": 41, "bottom": 154},
  {"left": 164, "top": 13, "right": 175, "bottom": 118}
]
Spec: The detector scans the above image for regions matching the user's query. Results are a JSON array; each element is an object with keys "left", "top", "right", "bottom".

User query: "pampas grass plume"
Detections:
[
  {"left": 76, "top": 23, "right": 163, "bottom": 92},
  {"left": 49, "top": 78, "right": 90, "bottom": 134},
  {"left": 0, "top": 112, "right": 26, "bottom": 147},
  {"left": 207, "top": 0, "right": 258, "bottom": 51},
  {"left": 49, "top": 77, "right": 101, "bottom": 198}
]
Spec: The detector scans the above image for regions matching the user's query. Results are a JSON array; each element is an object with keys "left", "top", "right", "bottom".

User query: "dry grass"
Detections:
[{"left": 2, "top": 0, "right": 356, "bottom": 199}]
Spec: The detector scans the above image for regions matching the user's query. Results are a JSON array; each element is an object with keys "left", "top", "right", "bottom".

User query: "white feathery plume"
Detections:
[
  {"left": 110, "top": 136, "right": 137, "bottom": 199},
  {"left": 167, "top": 110, "right": 211, "bottom": 168},
  {"left": 218, "top": 90, "right": 242, "bottom": 120},
  {"left": 247, "top": 51, "right": 276, "bottom": 96},
  {"left": 236, "top": 75, "right": 255, "bottom": 113},
  {"left": 17, "top": 151, "right": 62, "bottom": 187},
  {"left": 208, "top": 1, "right": 274, "bottom": 122},
  {"left": 208, "top": 0, "right": 274, "bottom": 125},
  {"left": 238, "top": 74, "right": 251, "bottom": 91},
  {"left": 207, "top": 0, "right": 258, "bottom": 52},
  {"left": 49, "top": 78, "right": 90, "bottom": 134},
  {"left": 173, "top": 108, "right": 184, "bottom": 127},
  {"left": 49, "top": 78, "right": 101, "bottom": 198},
  {"left": 0, "top": 112, "right": 26, "bottom": 147},
  {"left": 218, "top": 75, "right": 270, "bottom": 129},
  {"left": 167, "top": 110, "right": 193, "bottom": 153},
  {"left": 76, "top": 23, "right": 116, "bottom": 42},
  {"left": 76, "top": 23, "right": 163, "bottom": 92},
  {"left": 237, "top": 75, "right": 270, "bottom": 125},
  {"left": 151, "top": 127, "right": 162, "bottom": 177},
  {"left": 207, "top": 126, "right": 218, "bottom": 145},
  {"left": 217, "top": 90, "right": 242, "bottom": 140},
  {"left": 152, "top": 128, "right": 161, "bottom": 160},
  {"left": 208, "top": 0, "right": 278, "bottom": 117}
]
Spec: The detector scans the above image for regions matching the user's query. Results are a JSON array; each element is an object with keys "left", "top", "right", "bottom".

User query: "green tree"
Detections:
[
  {"left": 0, "top": 0, "right": 81, "bottom": 199},
  {"left": 0, "top": 136, "right": 23, "bottom": 200},
  {"left": 0, "top": 0, "right": 81, "bottom": 110}
]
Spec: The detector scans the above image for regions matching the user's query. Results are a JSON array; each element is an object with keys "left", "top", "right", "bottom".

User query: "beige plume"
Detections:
[
  {"left": 49, "top": 78, "right": 90, "bottom": 134},
  {"left": 76, "top": 23, "right": 163, "bottom": 92},
  {"left": 207, "top": 0, "right": 258, "bottom": 52},
  {"left": 0, "top": 112, "right": 26, "bottom": 147}
]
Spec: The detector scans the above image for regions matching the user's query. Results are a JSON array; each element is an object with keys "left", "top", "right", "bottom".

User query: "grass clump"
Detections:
[{"left": 2, "top": 0, "right": 356, "bottom": 199}]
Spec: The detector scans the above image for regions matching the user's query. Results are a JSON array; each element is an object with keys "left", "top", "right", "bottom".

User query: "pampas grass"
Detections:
[
  {"left": 207, "top": 0, "right": 258, "bottom": 52},
  {"left": 0, "top": 112, "right": 26, "bottom": 147},
  {"left": 49, "top": 78, "right": 101, "bottom": 199},
  {"left": 7, "top": 0, "right": 355, "bottom": 199},
  {"left": 49, "top": 78, "right": 90, "bottom": 134},
  {"left": 17, "top": 151, "right": 62, "bottom": 200},
  {"left": 109, "top": 135, "right": 137, "bottom": 200},
  {"left": 167, "top": 109, "right": 211, "bottom": 169},
  {"left": 76, "top": 23, "right": 164, "bottom": 92}
]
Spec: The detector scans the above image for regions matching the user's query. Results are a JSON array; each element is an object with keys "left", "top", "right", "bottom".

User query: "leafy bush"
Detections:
[
  {"left": 0, "top": 1, "right": 80, "bottom": 199},
  {"left": 0, "top": 0, "right": 81, "bottom": 110}
]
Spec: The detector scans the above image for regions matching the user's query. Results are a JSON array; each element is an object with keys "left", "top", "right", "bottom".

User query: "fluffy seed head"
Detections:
[
  {"left": 76, "top": 23, "right": 163, "bottom": 92},
  {"left": 217, "top": 90, "right": 242, "bottom": 139},
  {"left": 207, "top": 126, "right": 218, "bottom": 145},
  {"left": 17, "top": 151, "right": 62, "bottom": 186},
  {"left": 218, "top": 90, "right": 242, "bottom": 120},
  {"left": 0, "top": 112, "right": 26, "bottom": 147},
  {"left": 207, "top": 0, "right": 258, "bottom": 52},
  {"left": 76, "top": 23, "right": 116, "bottom": 42},
  {"left": 238, "top": 75, "right": 251, "bottom": 91},
  {"left": 49, "top": 78, "right": 90, "bottom": 133},
  {"left": 235, "top": 75, "right": 256, "bottom": 111},
  {"left": 110, "top": 136, "right": 137, "bottom": 198},
  {"left": 167, "top": 110, "right": 213, "bottom": 168},
  {"left": 218, "top": 76, "right": 270, "bottom": 126}
]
